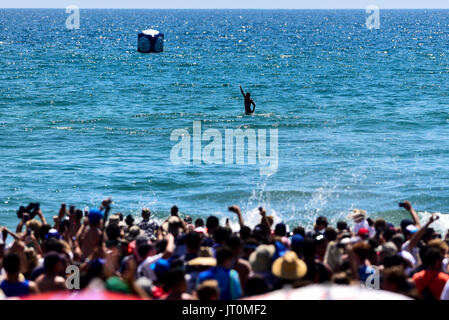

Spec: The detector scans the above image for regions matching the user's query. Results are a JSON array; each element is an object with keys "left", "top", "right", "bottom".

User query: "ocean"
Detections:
[{"left": 1, "top": 9, "right": 449, "bottom": 232}]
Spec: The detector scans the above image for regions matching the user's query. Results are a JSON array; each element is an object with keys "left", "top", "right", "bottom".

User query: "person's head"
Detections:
[
  {"left": 170, "top": 205, "right": 179, "bottom": 216},
  {"left": 292, "top": 226, "right": 305, "bottom": 237},
  {"left": 249, "top": 244, "right": 275, "bottom": 273},
  {"left": 427, "top": 239, "right": 449, "bottom": 255},
  {"left": 163, "top": 268, "right": 187, "bottom": 293},
  {"left": 141, "top": 208, "right": 151, "bottom": 220},
  {"left": 26, "top": 219, "right": 42, "bottom": 234},
  {"left": 352, "top": 242, "right": 372, "bottom": 263},
  {"left": 246, "top": 92, "right": 251, "bottom": 98},
  {"left": 2, "top": 252, "right": 21, "bottom": 275},
  {"left": 75, "top": 209, "right": 83, "bottom": 221},
  {"left": 423, "top": 228, "right": 441, "bottom": 244},
  {"left": 88, "top": 209, "right": 103, "bottom": 226},
  {"left": 423, "top": 246, "right": 445, "bottom": 270},
  {"left": 374, "top": 219, "right": 387, "bottom": 233},
  {"left": 194, "top": 218, "right": 204, "bottom": 228},
  {"left": 42, "top": 238, "right": 65, "bottom": 254},
  {"left": 400, "top": 219, "right": 413, "bottom": 236},
  {"left": 324, "top": 227, "right": 338, "bottom": 241},
  {"left": 213, "top": 227, "right": 231, "bottom": 245},
  {"left": 315, "top": 216, "right": 328, "bottom": 231},
  {"left": 391, "top": 234, "right": 405, "bottom": 251},
  {"left": 24, "top": 247, "right": 38, "bottom": 275},
  {"left": 44, "top": 251, "right": 66, "bottom": 275},
  {"left": 206, "top": 216, "right": 219, "bottom": 234},
  {"left": 382, "top": 254, "right": 407, "bottom": 269},
  {"left": 239, "top": 226, "right": 252, "bottom": 240},
  {"left": 336, "top": 221, "right": 348, "bottom": 233},
  {"left": 151, "top": 259, "right": 171, "bottom": 284},
  {"left": 226, "top": 235, "right": 243, "bottom": 257},
  {"left": 382, "top": 266, "right": 409, "bottom": 293},
  {"left": 106, "top": 224, "right": 121, "bottom": 242},
  {"left": 357, "top": 228, "right": 370, "bottom": 240},
  {"left": 215, "top": 246, "right": 234, "bottom": 268},
  {"left": 186, "top": 231, "right": 201, "bottom": 253},
  {"left": 125, "top": 214, "right": 135, "bottom": 227},
  {"left": 37, "top": 224, "right": 52, "bottom": 241},
  {"left": 290, "top": 234, "right": 305, "bottom": 257},
  {"left": 348, "top": 209, "right": 367, "bottom": 224},
  {"left": 271, "top": 251, "right": 307, "bottom": 282},
  {"left": 404, "top": 224, "right": 419, "bottom": 240},
  {"left": 274, "top": 223, "right": 287, "bottom": 237},
  {"left": 196, "top": 280, "right": 219, "bottom": 300},
  {"left": 136, "top": 236, "right": 155, "bottom": 259},
  {"left": 184, "top": 215, "right": 193, "bottom": 225}
]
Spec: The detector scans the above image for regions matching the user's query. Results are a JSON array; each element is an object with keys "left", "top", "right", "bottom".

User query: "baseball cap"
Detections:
[
  {"left": 357, "top": 228, "right": 370, "bottom": 237},
  {"left": 45, "top": 228, "right": 61, "bottom": 240},
  {"left": 88, "top": 209, "right": 103, "bottom": 224},
  {"left": 405, "top": 224, "right": 419, "bottom": 235},
  {"left": 150, "top": 259, "right": 171, "bottom": 276}
]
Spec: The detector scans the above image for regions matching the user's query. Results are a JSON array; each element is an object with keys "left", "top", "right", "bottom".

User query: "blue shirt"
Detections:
[
  {"left": 0, "top": 279, "right": 30, "bottom": 297},
  {"left": 198, "top": 266, "right": 242, "bottom": 300}
]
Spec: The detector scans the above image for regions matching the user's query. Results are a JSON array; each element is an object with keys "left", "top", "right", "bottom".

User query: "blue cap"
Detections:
[
  {"left": 45, "top": 228, "right": 61, "bottom": 240},
  {"left": 150, "top": 259, "right": 170, "bottom": 276},
  {"left": 88, "top": 209, "right": 103, "bottom": 224}
]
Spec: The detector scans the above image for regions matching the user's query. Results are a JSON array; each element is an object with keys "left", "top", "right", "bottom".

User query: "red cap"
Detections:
[{"left": 358, "top": 228, "right": 369, "bottom": 237}]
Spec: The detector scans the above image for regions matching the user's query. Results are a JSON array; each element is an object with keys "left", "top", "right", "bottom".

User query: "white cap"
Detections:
[{"left": 142, "top": 29, "right": 160, "bottom": 37}]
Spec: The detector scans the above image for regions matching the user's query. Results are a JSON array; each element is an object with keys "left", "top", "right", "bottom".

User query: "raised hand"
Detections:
[{"left": 228, "top": 205, "right": 241, "bottom": 214}]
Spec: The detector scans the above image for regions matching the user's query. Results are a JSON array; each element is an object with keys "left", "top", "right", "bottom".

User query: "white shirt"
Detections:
[
  {"left": 401, "top": 240, "right": 420, "bottom": 265},
  {"left": 440, "top": 279, "right": 449, "bottom": 300},
  {"left": 353, "top": 219, "right": 375, "bottom": 237},
  {"left": 137, "top": 253, "right": 163, "bottom": 281}
]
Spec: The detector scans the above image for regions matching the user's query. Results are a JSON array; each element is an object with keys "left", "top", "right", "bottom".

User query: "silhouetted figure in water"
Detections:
[{"left": 240, "top": 86, "right": 256, "bottom": 114}]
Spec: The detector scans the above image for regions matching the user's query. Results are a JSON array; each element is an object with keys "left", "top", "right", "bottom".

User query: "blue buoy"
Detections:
[{"left": 137, "top": 29, "right": 164, "bottom": 53}]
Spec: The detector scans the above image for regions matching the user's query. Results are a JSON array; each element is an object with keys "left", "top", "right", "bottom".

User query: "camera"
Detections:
[{"left": 16, "top": 203, "right": 40, "bottom": 220}]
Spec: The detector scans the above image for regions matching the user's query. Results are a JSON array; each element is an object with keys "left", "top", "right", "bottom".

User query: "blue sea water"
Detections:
[{"left": 1, "top": 9, "right": 449, "bottom": 231}]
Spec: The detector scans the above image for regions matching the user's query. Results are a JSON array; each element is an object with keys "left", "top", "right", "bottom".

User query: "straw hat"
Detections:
[
  {"left": 126, "top": 225, "right": 144, "bottom": 241},
  {"left": 249, "top": 244, "right": 276, "bottom": 273},
  {"left": 187, "top": 247, "right": 216, "bottom": 267},
  {"left": 106, "top": 215, "right": 120, "bottom": 227},
  {"left": 271, "top": 251, "right": 307, "bottom": 280},
  {"left": 347, "top": 209, "right": 367, "bottom": 223}
]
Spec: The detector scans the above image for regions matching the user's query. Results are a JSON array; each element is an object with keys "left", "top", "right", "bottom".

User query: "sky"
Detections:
[{"left": 1, "top": 0, "right": 449, "bottom": 9}]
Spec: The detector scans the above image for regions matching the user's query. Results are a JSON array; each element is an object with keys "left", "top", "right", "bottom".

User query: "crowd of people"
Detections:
[{"left": 1, "top": 199, "right": 449, "bottom": 300}]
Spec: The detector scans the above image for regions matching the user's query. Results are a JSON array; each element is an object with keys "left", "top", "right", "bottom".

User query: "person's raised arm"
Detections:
[
  {"left": 239, "top": 86, "right": 245, "bottom": 97},
  {"left": 400, "top": 201, "right": 421, "bottom": 227},
  {"left": 408, "top": 214, "right": 439, "bottom": 251},
  {"left": 2, "top": 226, "right": 20, "bottom": 242},
  {"left": 162, "top": 233, "right": 175, "bottom": 259},
  {"left": 228, "top": 205, "right": 245, "bottom": 230}
]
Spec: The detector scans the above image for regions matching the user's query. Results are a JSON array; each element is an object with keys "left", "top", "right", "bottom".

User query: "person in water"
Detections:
[{"left": 240, "top": 86, "right": 256, "bottom": 114}]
